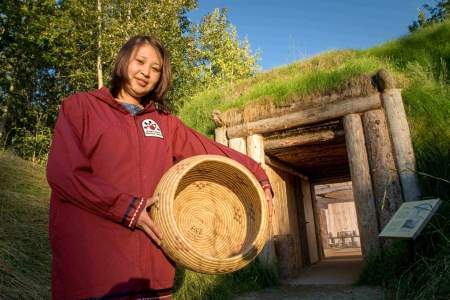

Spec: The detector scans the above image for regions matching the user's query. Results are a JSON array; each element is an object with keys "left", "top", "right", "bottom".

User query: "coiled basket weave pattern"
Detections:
[{"left": 151, "top": 155, "right": 269, "bottom": 274}]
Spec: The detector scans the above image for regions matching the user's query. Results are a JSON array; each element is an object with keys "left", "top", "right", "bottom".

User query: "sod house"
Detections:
[{"left": 212, "top": 69, "right": 421, "bottom": 278}]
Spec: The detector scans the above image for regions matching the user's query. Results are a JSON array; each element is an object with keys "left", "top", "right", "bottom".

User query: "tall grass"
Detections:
[
  {"left": 0, "top": 151, "right": 51, "bottom": 299},
  {"left": 173, "top": 260, "right": 278, "bottom": 300}
]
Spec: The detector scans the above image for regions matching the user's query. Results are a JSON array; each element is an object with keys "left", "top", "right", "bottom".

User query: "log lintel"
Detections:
[{"left": 226, "top": 93, "right": 382, "bottom": 139}]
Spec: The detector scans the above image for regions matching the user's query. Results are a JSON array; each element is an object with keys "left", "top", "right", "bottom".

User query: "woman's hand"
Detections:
[
  {"left": 264, "top": 188, "right": 273, "bottom": 224},
  {"left": 136, "top": 195, "right": 162, "bottom": 245}
]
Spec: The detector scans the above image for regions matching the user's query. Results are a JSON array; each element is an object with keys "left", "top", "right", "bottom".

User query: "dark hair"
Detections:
[{"left": 110, "top": 35, "right": 172, "bottom": 106}]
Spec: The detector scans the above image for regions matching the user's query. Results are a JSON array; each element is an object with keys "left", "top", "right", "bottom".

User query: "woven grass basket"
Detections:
[{"left": 151, "top": 154, "right": 269, "bottom": 274}]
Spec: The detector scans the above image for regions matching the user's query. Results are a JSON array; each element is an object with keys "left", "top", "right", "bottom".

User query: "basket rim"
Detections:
[{"left": 154, "top": 154, "right": 269, "bottom": 268}]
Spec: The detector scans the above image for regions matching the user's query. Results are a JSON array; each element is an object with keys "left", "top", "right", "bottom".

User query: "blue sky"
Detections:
[{"left": 188, "top": 0, "right": 429, "bottom": 70}]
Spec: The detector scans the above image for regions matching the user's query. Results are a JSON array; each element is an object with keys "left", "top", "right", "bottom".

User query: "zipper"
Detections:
[
  {"left": 132, "top": 114, "right": 146, "bottom": 275},
  {"left": 132, "top": 115, "right": 144, "bottom": 201}
]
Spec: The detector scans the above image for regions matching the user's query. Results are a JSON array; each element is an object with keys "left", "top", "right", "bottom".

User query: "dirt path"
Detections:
[
  {"left": 236, "top": 255, "right": 384, "bottom": 300},
  {"left": 235, "top": 284, "right": 384, "bottom": 300}
]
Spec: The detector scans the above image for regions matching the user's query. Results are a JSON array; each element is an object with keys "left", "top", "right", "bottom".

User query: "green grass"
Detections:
[
  {"left": 179, "top": 51, "right": 390, "bottom": 137},
  {"left": 173, "top": 260, "right": 278, "bottom": 300},
  {"left": 0, "top": 151, "right": 51, "bottom": 299}
]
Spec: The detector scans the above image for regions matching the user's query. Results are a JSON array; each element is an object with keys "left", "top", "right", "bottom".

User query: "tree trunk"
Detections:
[
  {"left": 97, "top": 0, "right": 103, "bottom": 89},
  {"left": 0, "top": 106, "right": 7, "bottom": 141}
]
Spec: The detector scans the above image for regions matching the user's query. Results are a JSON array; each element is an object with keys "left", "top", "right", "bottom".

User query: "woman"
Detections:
[{"left": 47, "top": 35, "right": 273, "bottom": 300}]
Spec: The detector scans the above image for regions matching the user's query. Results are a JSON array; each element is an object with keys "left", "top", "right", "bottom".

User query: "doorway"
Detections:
[{"left": 314, "top": 182, "right": 362, "bottom": 258}]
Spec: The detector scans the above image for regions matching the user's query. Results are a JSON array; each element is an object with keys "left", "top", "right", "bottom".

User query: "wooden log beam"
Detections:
[
  {"left": 381, "top": 89, "right": 421, "bottom": 202},
  {"left": 314, "top": 181, "right": 352, "bottom": 195},
  {"left": 214, "top": 127, "right": 228, "bottom": 146},
  {"left": 265, "top": 155, "right": 309, "bottom": 180},
  {"left": 264, "top": 129, "right": 344, "bottom": 150},
  {"left": 227, "top": 93, "right": 382, "bottom": 138},
  {"left": 362, "top": 109, "right": 403, "bottom": 231},
  {"left": 343, "top": 114, "right": 380, "bottom": 256}
]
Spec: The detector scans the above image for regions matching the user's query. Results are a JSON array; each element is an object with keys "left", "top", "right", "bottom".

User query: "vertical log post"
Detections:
[
  {"left": 228, "top": 137, "right": 247, "bottom": 154},
  {"left": 381, "top": 89, "right": 421, "bottom": 202},
  {"left": 362, "top": 109, "right": 403, "bottom": 231},
  {"left": 343, "top": 114, "right": 380, "bottom": 256},
  {"left": 312, "top": 184, "right": 324, "bottom": 260},
  {"left": 246, "top": 134, "right": 277, "bottom": 266},
  {"left": 319, "top": 208, "right": 329, "bottom": 250},
  {"left": 214, "top": 127, "right": 228, "bottom": 146},
  {"left": 302, "top": 180, "right": 320, "bottom": 264}
]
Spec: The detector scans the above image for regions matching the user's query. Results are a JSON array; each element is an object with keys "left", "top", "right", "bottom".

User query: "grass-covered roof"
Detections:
[{"left": 179, "top": 21, "right": 450, "bottom": 142}]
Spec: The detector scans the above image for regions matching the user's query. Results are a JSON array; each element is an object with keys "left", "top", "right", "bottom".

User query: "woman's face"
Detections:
[{"left": 122, "top": 43, "right": 162, "bottom": 100}]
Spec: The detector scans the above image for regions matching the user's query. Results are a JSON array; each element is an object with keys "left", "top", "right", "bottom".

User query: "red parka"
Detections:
[{"left": 46, "top": 87, "right": 271, "bottom": 299}]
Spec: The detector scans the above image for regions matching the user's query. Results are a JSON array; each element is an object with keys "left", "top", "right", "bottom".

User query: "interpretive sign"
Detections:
[{"left": 379, "top": 198, "right": 441, "bottom": 240}]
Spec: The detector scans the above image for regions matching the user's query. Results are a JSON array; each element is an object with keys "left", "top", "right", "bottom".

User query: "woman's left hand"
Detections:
[{"left": 136, "top": 195, "right": 162, "bottom": 245}]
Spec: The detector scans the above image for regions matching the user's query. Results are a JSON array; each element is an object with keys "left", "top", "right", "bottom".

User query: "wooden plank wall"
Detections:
[
  {"left": 265, "top": 164, "right": 304, "bottom": 278},
  {"left": 326, "top": 202, "right": 360, "bottom": 238}
]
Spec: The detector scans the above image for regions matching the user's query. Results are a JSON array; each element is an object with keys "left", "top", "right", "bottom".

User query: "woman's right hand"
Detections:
[{"left": 136, "top": 195, "right": 162, "bottom": 246}]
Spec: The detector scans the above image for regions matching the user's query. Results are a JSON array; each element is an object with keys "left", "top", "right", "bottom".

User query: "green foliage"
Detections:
[
  {"left": 10, "top": 126, "right": 52, "bottom": 165},
  {"left": 192, "top": 8, "right": 259, "bottom": 89},
  {"left": 409, "top": 0, "right": 449, "bottom": 32},
  {"left": 0, "top": 0, "right": 63, "bottom": 163},
  {"left": 0, "top": 0, "right": 259, "bottom": 161}
]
